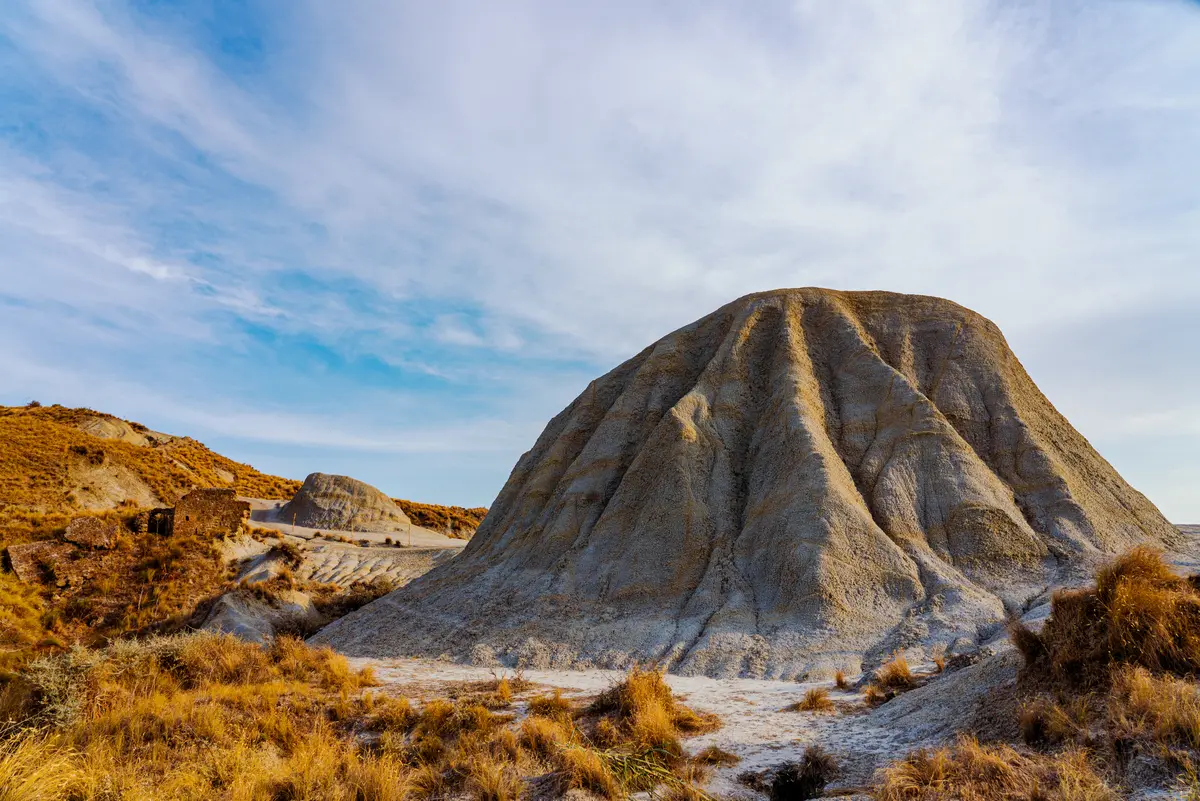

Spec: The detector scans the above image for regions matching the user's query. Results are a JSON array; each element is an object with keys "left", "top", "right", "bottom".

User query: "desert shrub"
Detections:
[
  {"left": 267, "top": 541, "right": 304, "bottom": 568},
  {"left": 770, "top": 745, "right": 838, "bottom": 800},
  {"left": 875, "top": 652, "right": 915, "bottom": 690},
  {"left": 554, "top": 745, "right": 622, "bottom": 799},
  {"left": 834, "top": 670, "right": 849, "bottom": 690},
  {"left": 527, "top": 688, "right": 573, "bottom": 718},
  {"left": 1109, "top": 666, "right": 1200, "bottom": 749},
  {"left": 1019, "top": 547, "right": 1200, "bottom": 687},
  {"left": 931, "top": 644, "right": 946, "bottom": 673},
  {"left": 588, "top": 665, "right": 720, "bottom": 748},
  {"left": 520, "top": 714, "right": 573, "bottom": 757},
  {"left": 369, "top": 695, "right": 416, "bottom": 732},
  {"left": 694, "top": 744, "right": 741, "bottom": 766},
  {"left": 875, "top": 735, "right": 1115, "bottom": 801},
  {"left": 1019, "top": 696, "right": 1092, "bottom": 747},
  {"left": 465, "top": 751, "right": 524, "bottom": 801},
  {"left": 864, "top": 683, "right": 892, "bottom": 707},
  {"left": 785, "top": 688, "right": 835, "bottom": 714}
]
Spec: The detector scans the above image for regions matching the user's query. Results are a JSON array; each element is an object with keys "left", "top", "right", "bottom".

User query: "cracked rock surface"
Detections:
[{"left": 313, "top": 289, "right": 1178, "bottom": 678}]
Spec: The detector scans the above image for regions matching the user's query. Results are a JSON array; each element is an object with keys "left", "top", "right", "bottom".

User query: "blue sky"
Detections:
[{"left": 1, "top": 1, "right": 1198, "bottom": 519}]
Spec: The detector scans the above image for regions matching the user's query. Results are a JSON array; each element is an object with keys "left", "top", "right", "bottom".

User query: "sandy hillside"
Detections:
[{"left": 314, "top": 289, "right": 1178, "bottom": 678}]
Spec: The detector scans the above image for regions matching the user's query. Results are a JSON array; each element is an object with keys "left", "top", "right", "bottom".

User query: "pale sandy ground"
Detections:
[
  {"left": 353, "top": 656, "right": 931, "bottom": 798},
  {"left": 239, "top": 498, "right": 467, "bottom": 587},
  {"left": 338, "top": 531, "right": 1200, "bottom": 798},
  {"left": 245, "top": 497, "right": 467, "bottom": 549}
]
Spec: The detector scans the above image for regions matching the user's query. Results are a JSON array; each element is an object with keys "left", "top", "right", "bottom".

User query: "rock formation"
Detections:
[
  {"left": 280, "top": 473, "right": 411, "bottom": 533},
  {"left": 313, "top": 289, "right": 1179, "bottom": 678}
]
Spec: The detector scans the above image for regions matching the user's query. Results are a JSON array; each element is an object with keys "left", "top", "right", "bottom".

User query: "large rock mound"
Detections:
[
  {"left": 280, "top": 473, "right": 411, "bottom": 533},
  {"left": 314, "top": 289, "right": 1178, "bottom": 678}
]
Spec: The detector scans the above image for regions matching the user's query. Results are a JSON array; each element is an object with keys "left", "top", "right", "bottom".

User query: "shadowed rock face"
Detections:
[
  {"left": 281, "top": 473, "right": 411, "bottom": 533},
  {"left": 313, "top": 289, "right": 1179, "bottom": 678}
]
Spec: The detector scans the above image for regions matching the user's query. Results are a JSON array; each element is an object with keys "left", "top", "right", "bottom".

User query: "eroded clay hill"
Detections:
[
  {"left": 281, "top": 473, "right": 412, "bottom": 533},
  {"left": 314, "top": 289, "right": 1178, "bottom": 678}
]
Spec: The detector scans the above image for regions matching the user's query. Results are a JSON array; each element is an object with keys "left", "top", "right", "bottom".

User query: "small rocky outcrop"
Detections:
[
  {"left": 201, "top": 588, "right": 321, "bottom": 645},
  {"left": 279, "top": 473, "right": 411, "bottom": 533}
]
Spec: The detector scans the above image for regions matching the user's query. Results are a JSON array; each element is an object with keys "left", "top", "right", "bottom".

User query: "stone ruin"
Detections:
[
  {"left": 63, "top": 516, "right": 118, "bottom": 549},
  {"left": 133, "top": 507, "right": 175, "bottom": 536},
  {"left": 6, "top": 488, "right": 250, "bottom": 587},
  {"left": 172, "top": 488, "right": 250, "bottom": 540},
  {"left": 7, "top": 540, "right": 102, "bottom": 587}
]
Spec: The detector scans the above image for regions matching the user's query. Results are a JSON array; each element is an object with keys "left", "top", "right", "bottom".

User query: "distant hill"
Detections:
[
  {"left": 0, "top": 403, "right": 302, "bottom": 543},
  {"left": 394, "top": 498, "right": 488, "bottom": 539}
]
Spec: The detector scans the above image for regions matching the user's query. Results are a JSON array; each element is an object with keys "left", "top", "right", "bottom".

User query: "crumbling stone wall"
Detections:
[
  {"left": 63, "top": 517, "right": 118, "bottom": 549},
  {"left": 134, "top": 507, "right": 175, "bottom": 536},
  {"left": 173, "top": 488, "right": 249, "bottom": 540}
]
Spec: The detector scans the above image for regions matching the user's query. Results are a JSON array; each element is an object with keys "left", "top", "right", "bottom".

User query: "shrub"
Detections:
[
  {"left": 875, "top": 652, "right": 914, "bottom": 689},
  {"left": 785, "top": 688, "right": 836, "bottom": 714},
  {"left": 588, "top": 666, "right": 720, "bottom": 745},
  {"left": 528, "top": 688, "right": 573, "bottom": 718},
  {"left": 1019, "top": 697, "right": 1090, "bottom": 747},
  {"left": 520, "top": 714, "right": 572, "bottom": 757},
  {"left": 554, "top": 745, "right": 621, "bottom": 799},
  {"left": 1109, "top": 666, "right": 1200, "bottom": 749},
  {"left": 834, "top": 670, "right": 849, "bottom": 690},
  {"left": 1016, "top": 547, "right": 1200, "bottom": 687},
  {"left": 771, "top": 745, "right": 838, "bottom": 800},
  {"left": 694, "top": 745, "right": 741, "bottom": 766},
  {"left": 875, "top": 736, "right": 1114, "bottom": 801},
  {"left": 931, "top": 644, "right": 946, "bottom": 673}
]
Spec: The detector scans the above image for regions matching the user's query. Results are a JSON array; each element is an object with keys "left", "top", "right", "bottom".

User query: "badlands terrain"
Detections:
[{"left": 2, "top": 289, "right": 1199, "bottom": 800}]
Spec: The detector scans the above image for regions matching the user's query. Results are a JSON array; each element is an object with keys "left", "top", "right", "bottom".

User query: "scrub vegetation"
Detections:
[{"left": 0, "top": 634, "right": 722, "bottom": 800}]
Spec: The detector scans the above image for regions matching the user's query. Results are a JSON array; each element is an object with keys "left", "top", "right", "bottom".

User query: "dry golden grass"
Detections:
[
  {"left": 876, "top": 735, "right": 1115, "bottom": 801},
  {"left": 694, "top": 745, "right": 741, "bottom": 766},
  {"left": 0, "top": 405, "right": 299, "bottom": 544},
  {"left": 1109, "top": 666, "right": 1200, "bottom": 749},
  {"left": 876, "top": 652, "right": 915, "bottom": 689},
  {"left": 0, "top": 733, "right": 83, "bottom": 801},
  {"left": 931, "top": 644, "right": 947, "bottom": 673},
  {"left": 834, "top": 669, "right": 850, "bottom": 690},
  {"left": 1014, "top": 547, "right": 1200, "bottom": 687},
  {"left": 1019, "top": 696, "right": 1092, "bottom": 747},
  {"left": 785, "top": 687, "right": 836, "bottom": 714},
  {"left": 527, "top": 687, "right": 573, "bottom": 718},
  {"left": 393, "top": 498, "right": 488, "bottom": 539},
  {"left": 0, "top": 632, "right": 722, "bottom": 800},
  {"left": 0, "top": 571, "right": 52, "bottom": 673}
]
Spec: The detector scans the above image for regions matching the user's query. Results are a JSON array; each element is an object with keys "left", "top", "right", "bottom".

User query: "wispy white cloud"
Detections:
[{"left": 1, "top": 0, "right": 1198, "bottom": 515}]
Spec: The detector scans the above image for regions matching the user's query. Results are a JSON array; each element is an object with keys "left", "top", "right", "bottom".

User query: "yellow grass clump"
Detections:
[
  {"left": 875, "top": 735, "right": 1115, "bottom": 801},
  {"left": 392, "top": 498, "right": 488, "bottom": 540},
  {"left": 1012, "top": 547, "right": 1200, "bottom": 687},
  {"left": 785, "top": 687, "right": 836, "bottom": 714},
  {"left": 875, "top": 652, "right": 915, "bottom": 690}
]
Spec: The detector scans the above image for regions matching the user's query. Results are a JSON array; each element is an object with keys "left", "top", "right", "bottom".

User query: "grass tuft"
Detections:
[
  {"left": 785, "top": 687, "right": 836, "bottom": 714},
  {"left": 875, "top": 652, "right": 915, "bottom": 690}
]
